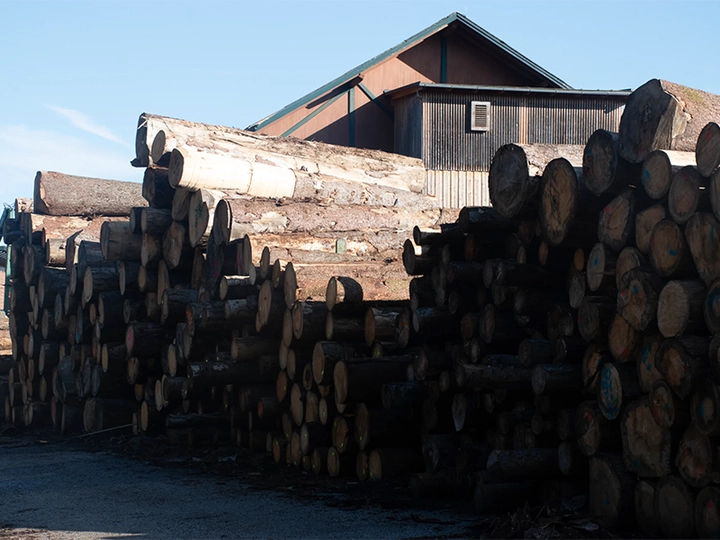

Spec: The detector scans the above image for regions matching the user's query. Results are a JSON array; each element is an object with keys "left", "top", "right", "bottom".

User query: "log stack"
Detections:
[{"left": 3, "top": 80, "right": 720, "bottom": 536}]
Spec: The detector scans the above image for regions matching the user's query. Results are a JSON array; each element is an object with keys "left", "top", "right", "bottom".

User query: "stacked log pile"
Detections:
[{"left": 3, "top": 79, "right": 720, "bottom": 536}]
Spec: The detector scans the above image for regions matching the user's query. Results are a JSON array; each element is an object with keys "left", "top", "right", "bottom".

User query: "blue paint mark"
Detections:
[
  {"left": 633, "top": 285, "right": 639, "bottom": 295},
  {"left": 593, "top": 258, "right": 598, "bottom": 266},
  {"left": 669, "top": 249, "right": 677, "bottom": 257},
  {"left": 643, "top": 169, "right": 650, "bottom": 179}
]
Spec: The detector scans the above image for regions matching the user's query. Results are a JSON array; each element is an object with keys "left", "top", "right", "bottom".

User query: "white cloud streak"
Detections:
[
  {"left": 46, "top": 105, "right": 133, "bottom": 148},
  {"left": 0, "top": 124, "right": 139, "bottom": 207}
]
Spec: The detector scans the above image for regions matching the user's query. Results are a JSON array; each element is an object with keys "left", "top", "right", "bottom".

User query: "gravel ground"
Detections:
[{"left": 0, "top": 430, "right": 477, "bottom": 540}]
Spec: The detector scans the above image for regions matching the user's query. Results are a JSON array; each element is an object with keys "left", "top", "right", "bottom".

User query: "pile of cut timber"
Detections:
[{"left": 3, "top": 79, "right": 720, "bottom": 537}]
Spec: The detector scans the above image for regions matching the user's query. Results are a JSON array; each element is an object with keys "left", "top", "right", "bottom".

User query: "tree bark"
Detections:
[
  {"left": 619, "top": 78, "right": 720, "bottom": 163},
  {"left": 641, "top": 149, "right": 696, "bottom": 200},
  {"left": 33, "top": 171, "right": 146, "bottom": 216}
]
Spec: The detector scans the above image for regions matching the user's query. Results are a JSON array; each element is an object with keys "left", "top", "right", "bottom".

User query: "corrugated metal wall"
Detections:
[
  {"left": 394, "top": 90, "right": 626, "bottom": 207},
  {"left": 393, "top": 95, "right": 424, "bottom": 159}
]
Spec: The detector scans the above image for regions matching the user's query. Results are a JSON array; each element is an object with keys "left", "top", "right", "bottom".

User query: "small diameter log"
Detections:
[
  {"left": 685, "top": 212, "right": 720, "bottom": 286},
  {"left": 638, "top": 334, "right": 664, "bottom": 393},
  {"left": 654, "top": 475, "right": 697, "bottom": 539},
  {"left": 125, "top": 322, "right": 173, "bottom": 358},
  {"left": 649, "top": 219, "right": 696, "bottom": 278},
  {"left": 381, "top": 381, "right": 428, "bottom": 410},
  {"left": 531, "top": 364, "right": 581, "bottom": 395},
  {"left": 327, "top": 447, "right": 354, "bottom": 477},
  {"left": 363, "top": 306, "right": 401, "bottom": 347},
  {"left": 312, "top": 341, "right": 360, "bottom": 387},
  {"left": 45, "top": 238, "right": 66, "bottom": 266},
  {"left": 589, "top": 453, "right": 635, "bottom": 529},
  {"left": 657, "top": 336, "right": 710, "bottom": 399},
  {"left": 695, "top": 485, "right": 720, "bottom": 539},
  {"left": 669, "top": 166, "right": 708, "bottom": 224},
  {"left": 455, "top": 363, "right": 531, "bottom": 392},
  {"left": 231, "top": 336, "right": 277, "bottom": 362},
  {"left": 82, "top": 266, "right": 119, "bottom": 307},
  {"left": 355, "top": 403, "right": 413, "bottom": 451},
  {"left": 705, "top": 281, "right": 720, "bottom": 335},
  {"left": 38, "top": 267, "right": 69, "bottom": 309},
  {"left": 676, "top": 425, "right": 718, "bottom": 489},
  {"left": 119, "top": 261, "right": 141, "bottom": 296},
  {"left": 368, "top": 448, "right": 423, "bottom": 480},
  {"left": 617, "top": 268, "right": 663, "bottom": 332},
  {"left": 621, "top": 397, "right": 672, "bottom": 477},
  {"left": 333, "top": 357, "right": 411, "bottom": 405},
  {"left": 691, "top": 379, "right": 720, "bottom": 437},
  {"left": 598, "top": 188, "right": 637, "bottom": 252},
  {"left": 583, "top": 129, "right": 641, "bottom": 196},
  {"left": 162, "top": 221, "right": 193, "bottom": 271},
  {"left": 641, "top": 149, "right": 697, "bottom": 200},
  {"left": 582, "top": 343, "right": 608, "bottom": 393},
  {"left": 598, "top": 362, "right": 641, "bottom": 421},
  {"left": 485, "top": 448, "right": 561, "bottom": 481},
  {"left": 657, "top": 279, "right": 706, "bottom": 337},
  {"left": 141, "top": 232, "right": 163, "bottom": 267},
  {"left": 480, "top": 304, "right": 525, "bottom": 344},
  {"left": 161, "top": 289, "right": 199, "bottom": 327},
  {"left": 100, "top": 221, "right": 142, "bottom": 262},
  {"left": 518, "top": 339, "right": 555, "bottom": 367}
]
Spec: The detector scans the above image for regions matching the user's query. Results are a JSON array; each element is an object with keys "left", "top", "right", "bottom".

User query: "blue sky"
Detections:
[{"left": 1, "top": 0, "right": 718, "bottom": 207}]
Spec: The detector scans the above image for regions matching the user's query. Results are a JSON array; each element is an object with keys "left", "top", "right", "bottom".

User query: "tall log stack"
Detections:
[{"left": 3, "top": 79, "right": 720, "bottom": 535}]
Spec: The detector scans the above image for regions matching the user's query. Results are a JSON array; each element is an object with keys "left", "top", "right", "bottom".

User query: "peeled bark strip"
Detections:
[
  {"left": 489, "top": 143, "right": 583, "bottom": 218},
  {"left": 621, "top": 397, "right": 672, "bottom": 477},
  {"left": 649, "top": 219, "right": 696, "bottom": 278},
  {"left": 583, "top": 129, "right": 641, "bottom": 196},
  {"left": 33, "top": 171, "right": 146, "bottom": 216},
  {"left": 654, "top": 475, "right": 696, "bottom": 539},
  {"left": 685, "top": 213, "right": 720, "bottom": 286},
  {"left": 619, "top": 79, "right": 720, "bottom": 163},
  {"left": 641, "top": 150, "right": 696, "bottom": 200}
]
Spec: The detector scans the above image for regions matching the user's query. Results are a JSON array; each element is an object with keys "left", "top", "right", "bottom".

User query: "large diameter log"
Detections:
[
  {"left": 635, "top": 205, "right": 667, "bottom": 255},
  {"left": 654, "top": 475, "right": 696, "bottom": 538},
  {"left": 583, "top": 129, "right": 641, "bottom": 196},
  {"left": 138, "top": 113, "right": 425, "bottom": 192},
  {"left": 33, "top": 171, "right": 146, "bottom": 216},
  {"left": 669, "top": 166, "right": 708, "bottom": 224},
  {"left": 538, "top": 157, "right": 602, "bottom": 247},
  {"left": 455, "top": 363, "right": 531, "bottom": 392},
  {"left": 589, "top": 453, "right": 635, "bottom": 529},
  {"left": 685, "top": 213, "right": 720, "bottom": 286},
  {"left": 617, "top": 268, "right": 663, "bottom": 332},
  {"left": 649, "top": 219, "right": 696, "bottom": 278},
  {"left": 657, "top": 336, "right": 710, "bottom": 399},
  {"left": 621, "top": 397, "right": 672, "bottom": 477},
  {"left": 597, "top": 362, "right": 641, "bottom": 421},
  {"left": 597, "top": 188, "right": 638, "bottom": 252},
  {"left": 676, "top": 424, "right": 718, "bottom": 489},
  {"left": 619, "top": 78, "right": 720, "bottom": 163},
  {"left": 576, "top": 401, "right": 620, "bottom": 457},
  {"left": 641, "top": 150, "right": 697, "bottom": 200},
  {"left": 697, "top": 122, "right": 720, "bottom": 177},
  {"left": 657, "top": 279, "right": 706, "bottom": 337},
  {"left": 488, "top": 143, "right": 583, "bottom": 219},
  {"left": 485, "top": 448, "right": 560, "bottom": 481},
  {"left": 695, "top": 486, "right": 720, "bottom": 539}
]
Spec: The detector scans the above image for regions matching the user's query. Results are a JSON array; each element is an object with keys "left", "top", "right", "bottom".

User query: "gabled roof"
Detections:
[
  {"left": 387, "top": 82, "right": 631, "bottom": 100},
  {"left": 247, "top": 12, "right": 571, "bottom": 131}
]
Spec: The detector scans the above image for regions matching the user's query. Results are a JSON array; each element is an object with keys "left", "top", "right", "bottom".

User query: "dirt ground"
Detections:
[{"left": 0, "top": 427, "right": 479, "bottom": 540}]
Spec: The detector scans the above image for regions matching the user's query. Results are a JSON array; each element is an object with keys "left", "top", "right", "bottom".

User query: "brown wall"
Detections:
[{"left": 257, "top": 31, "right": 543, "bottom": 152}]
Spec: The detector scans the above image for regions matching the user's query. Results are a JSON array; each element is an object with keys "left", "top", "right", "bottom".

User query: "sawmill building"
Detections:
[{"left": 249, "top": 12, "right": 630, "bottom": 208}]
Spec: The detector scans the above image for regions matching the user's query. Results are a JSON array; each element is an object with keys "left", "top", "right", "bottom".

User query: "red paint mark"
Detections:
[{"left": 709, "top": 501, "right": 715, "bottom": 509}]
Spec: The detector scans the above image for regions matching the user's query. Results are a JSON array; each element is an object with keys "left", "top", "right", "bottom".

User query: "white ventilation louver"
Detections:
[{"left": 470, "top": 101, "right": 490, "bottom": 131}]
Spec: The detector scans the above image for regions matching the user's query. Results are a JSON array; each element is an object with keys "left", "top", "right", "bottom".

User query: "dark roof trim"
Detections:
[
  {"left": 248, "top": 12, "right": 571, "bottom": 131},
  {"left": 387, "top": 82, "right": 632, "bottom": 100}
]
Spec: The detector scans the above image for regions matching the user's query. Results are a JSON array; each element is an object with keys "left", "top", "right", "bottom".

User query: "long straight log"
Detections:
[{"left": 34, "top": 171, "right": 146, "bottom": 216}]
